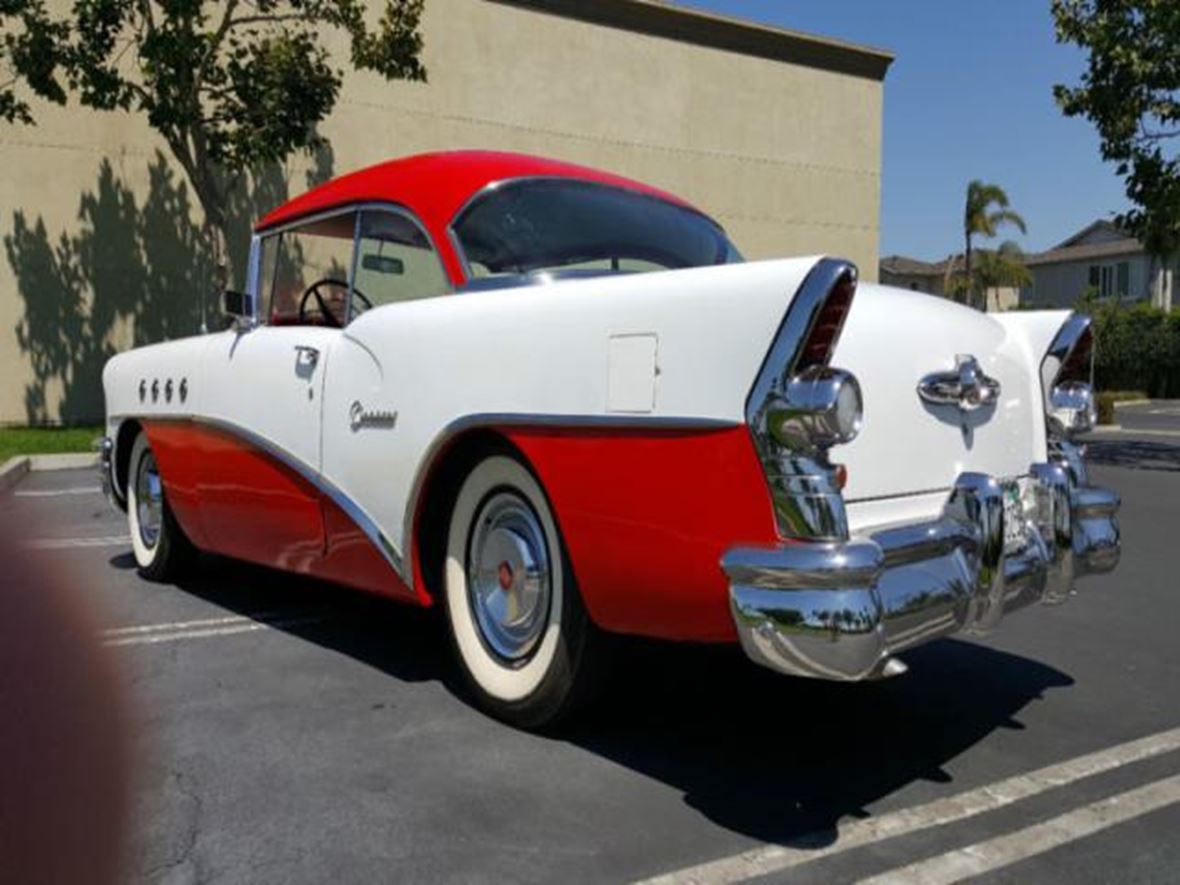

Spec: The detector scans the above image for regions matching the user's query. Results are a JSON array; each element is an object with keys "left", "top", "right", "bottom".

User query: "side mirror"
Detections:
[{"left": 223, "top": 289, "right": 256, "bottom": 328}]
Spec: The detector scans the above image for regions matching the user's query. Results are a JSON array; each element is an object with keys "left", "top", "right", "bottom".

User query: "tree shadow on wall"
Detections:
[{"left": 5, "top": 145, "right": 335, "bottom": 424}]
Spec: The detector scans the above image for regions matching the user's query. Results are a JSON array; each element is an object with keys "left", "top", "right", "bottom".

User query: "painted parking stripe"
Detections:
[
  {"left": 24, "top": 535, "right": 130, "bottom": 550},
  {"left": 103, "top": 613, "right": 297, "bottom": 637},
  {"left": 1090, "top": 427, "right": 1180, "bottom": 438},
  {"left": 102, "top": 613, "right": 327, "bottom": 647},
  {"left": 14, "top": 486, "right": 102, "bottom": 498},
  {"left": 634, "top": 726, "right": 1180, "bottom": 885},
  {"left": 859, "top": 772, "right": 1180, "bottom": 885}
]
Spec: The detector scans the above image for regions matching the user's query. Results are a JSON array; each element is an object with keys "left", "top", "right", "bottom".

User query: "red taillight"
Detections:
[
  {"left": 834, "top": 463, "right": 848, "bottom": 490},
  {"left": 796, "top": 272, "right": 856, "bottom": 371}
]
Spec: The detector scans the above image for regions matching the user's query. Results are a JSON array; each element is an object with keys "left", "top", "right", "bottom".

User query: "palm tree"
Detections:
[
  {"left": 975, "top": 241, "right": 1032, "bottom": 309},
  {"left": 964, "top": 181, "right": 1027, "bottom": 310}
]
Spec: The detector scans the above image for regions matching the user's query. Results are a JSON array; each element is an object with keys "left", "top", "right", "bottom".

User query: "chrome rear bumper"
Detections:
[{"left": 725, "top": 458, "right": 1120, "bottom": 681}]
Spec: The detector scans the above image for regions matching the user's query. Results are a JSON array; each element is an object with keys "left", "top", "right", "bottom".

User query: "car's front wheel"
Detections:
[
  {"left": 444, "top": 453, "right": 605, "bottom": 729},
  {"left": 126, "top": 432, "right": 193, "bottom": 581}
]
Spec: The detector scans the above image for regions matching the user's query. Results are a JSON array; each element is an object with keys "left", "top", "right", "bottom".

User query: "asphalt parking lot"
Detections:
[{"left": 5, "top": 409, "right": 1180, "bottom": 883}]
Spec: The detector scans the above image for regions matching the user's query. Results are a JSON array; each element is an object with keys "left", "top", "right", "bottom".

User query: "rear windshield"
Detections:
[{"left": 452, "top": 179, "right": 742, "bottom": 285}]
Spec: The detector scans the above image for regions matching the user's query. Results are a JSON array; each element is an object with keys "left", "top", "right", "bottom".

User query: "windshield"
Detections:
[{"left": 452, "top": 179, "right": 742, "bottom": 284}]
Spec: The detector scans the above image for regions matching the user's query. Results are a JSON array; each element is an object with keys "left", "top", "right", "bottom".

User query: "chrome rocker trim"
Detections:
[{"left": 725, "top": 458, "right": 1120, "bottom": 681}]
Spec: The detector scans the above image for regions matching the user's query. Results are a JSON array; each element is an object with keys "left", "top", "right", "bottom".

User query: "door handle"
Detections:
[{"left": 295, "top": 345, "right": 320, "bottom": 368}]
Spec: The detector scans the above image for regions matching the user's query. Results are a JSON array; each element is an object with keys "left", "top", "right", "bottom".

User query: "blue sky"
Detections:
[{"left": 674, "top": 0, "right": 1130, "bottom": 260}]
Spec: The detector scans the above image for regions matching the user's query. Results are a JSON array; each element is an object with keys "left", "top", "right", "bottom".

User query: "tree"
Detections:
[
  {"left": 975, "top": 240, "right": 1032, "bottom": 301},
  {"left": 945, "top": 241, "right": 1031, "bottom": 310},
  {"left": 2, "top": 0, "right": 426, "bottom": 322},
  {"left": 0, "top": 2, "right": 67, "bottom": 124},
  {"left": 1053, "top": 0, "right": 1180, "bottom": 297},
  {"left": 963, "top": 180, "right": 1027, "bottom": 310}
]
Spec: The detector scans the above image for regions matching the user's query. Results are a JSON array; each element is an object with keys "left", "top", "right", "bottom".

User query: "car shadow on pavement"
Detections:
[
  {"left": 168, "top": 555, "right": 1073, "bottom": 849},
  {"left": 1086, "top": 437, "right": 1180, "bottom": 472},
  {"left": 173, "top": 556, "right": 453, "bottom": 687},
  {"left": 569, "top": 637, "right": 1072, "bottom": 847}
]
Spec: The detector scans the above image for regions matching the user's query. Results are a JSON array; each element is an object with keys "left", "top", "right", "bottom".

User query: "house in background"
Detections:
[
  {"left": 1021, "top": 220, "right": 1175, "bottom": 310},
  {"left": 879, "top": 254, "right": 1019, "bottom": 311}
]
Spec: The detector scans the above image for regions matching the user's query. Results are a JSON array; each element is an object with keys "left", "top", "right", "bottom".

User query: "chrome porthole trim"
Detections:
[
  {"left": 135, "top": 450, "right": 163, "bottom": 550},
  {"left": 466, "top": 491, "right": 552, "bottom": 663}
]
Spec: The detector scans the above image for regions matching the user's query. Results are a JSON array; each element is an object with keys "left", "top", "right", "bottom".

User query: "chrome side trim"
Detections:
[
  {"left": 134, "top": 414, "right": 408, "bottom": 583},
  {"left": 118, "top": 411, "right": 738, "bottom": 596},
  {"left": 726, "top": 459, "right": 1121, "bottom": 681},
  {"left": 195, "top": 416, "right": 407, "bottom": 580},
  {"left": 400, "top": 411, "right": 743, "bottom": 593}
]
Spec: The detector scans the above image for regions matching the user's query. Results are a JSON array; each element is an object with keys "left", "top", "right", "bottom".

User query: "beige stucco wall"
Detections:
[{"left": 0, "top": 0, "right": 886, "bottom": 424}]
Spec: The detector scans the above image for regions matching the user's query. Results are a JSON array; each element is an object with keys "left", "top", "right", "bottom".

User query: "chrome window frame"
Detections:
[
  {"left": 249, "top": 201, "right": 452, "bottom": 328},
  {"left": 446, "top": 175, "right": 735, "bottom": 284}
]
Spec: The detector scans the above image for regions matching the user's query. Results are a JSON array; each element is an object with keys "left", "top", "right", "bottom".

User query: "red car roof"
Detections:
[{"left": 255, "top": 150, "right": 696, "bottom": 234}]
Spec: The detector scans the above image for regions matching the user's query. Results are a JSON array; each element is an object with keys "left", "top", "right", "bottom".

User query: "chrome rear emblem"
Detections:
[
  {"left": 349, "top": 401, "right": 398, "bottom": 432},
  {"left": 918, "top": 354, "right": 1001, "bottom": 413}
]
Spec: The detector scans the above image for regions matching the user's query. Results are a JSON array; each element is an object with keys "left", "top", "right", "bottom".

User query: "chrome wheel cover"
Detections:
[
  {"left": 135, "top": 450, "right": 163, "bottom": 550},
  {"left": 467, "top": 492, "right": 552, "bottom": 662}
]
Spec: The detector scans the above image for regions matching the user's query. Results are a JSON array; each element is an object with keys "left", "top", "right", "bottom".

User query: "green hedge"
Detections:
[
  {"left": 1090, "top": 302, "right": 1180, "bottom": 397},
  {"left": 1095, "top": 390, "right": 1147, "bottom": 425}
]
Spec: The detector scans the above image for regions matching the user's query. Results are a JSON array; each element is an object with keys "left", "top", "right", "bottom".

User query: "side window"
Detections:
[
  {"left": 351, "top": 210, "right": 448, "bottom": 317},
  {"left": 267, "top": 211, "right": 357, "bottom": 326},
  {"left": 257, "top": 234, "right": 280, "bottom": 310}
]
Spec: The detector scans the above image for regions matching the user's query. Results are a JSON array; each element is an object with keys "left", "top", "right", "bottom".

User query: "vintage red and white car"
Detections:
[{"left": 99, "top": 150, "right": 1121, "bottom": 727}]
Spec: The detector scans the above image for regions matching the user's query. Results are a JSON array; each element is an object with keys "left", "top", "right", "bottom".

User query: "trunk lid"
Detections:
[{"left": 831, "top": 283, "right": 1044, "bottom": 504}]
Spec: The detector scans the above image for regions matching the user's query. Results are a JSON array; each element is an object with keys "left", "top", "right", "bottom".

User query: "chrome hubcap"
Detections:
[
  {"left": 135, "top": 451, "right": 163, "bottom": 550},
  {"left": 467, "top": 492, "right": 551, "bottom": 662}
]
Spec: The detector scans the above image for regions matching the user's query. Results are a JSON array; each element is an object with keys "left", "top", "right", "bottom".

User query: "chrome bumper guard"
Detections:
[
  {"left": 725, "top": 461, "right": 1120, "bottom": 681},
  {"left": 97, "top": 436, "right": 118, "bottom": 509}
]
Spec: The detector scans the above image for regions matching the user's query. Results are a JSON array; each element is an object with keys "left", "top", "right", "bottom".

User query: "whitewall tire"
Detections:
[
  {"left": 126, "top": 432, "right": 192, "bottom": 581},
  {"left": 444, "top": 453, "right": 604, "bottom": 728}
]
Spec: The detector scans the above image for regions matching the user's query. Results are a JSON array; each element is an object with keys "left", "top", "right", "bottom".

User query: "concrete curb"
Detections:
[
  {"left": 0, "top": 451, "right": 98, "bottom": 495},
  {"left": 1113, "top": 399, "right": 1152, "bottom": 409},
  {"left": 0, "top": 456, "right": 31, "bottom": 494},
  {"left": 29, "top": 452, "right": 99, "bottom": 470}
]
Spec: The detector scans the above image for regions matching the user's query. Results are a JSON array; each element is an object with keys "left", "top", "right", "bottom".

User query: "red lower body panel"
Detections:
[
  {"left": 504, "top": 426, "right": 777, "bottom": 642},
  {"left": 142, "top": 420, "right": 414, "bottom": 601},
  {"left": 141, "top": 419, "right": 775, "bottom": 639}
]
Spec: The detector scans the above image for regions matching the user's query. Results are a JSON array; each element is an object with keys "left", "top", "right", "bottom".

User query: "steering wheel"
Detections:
[{"left": 298, "top": 278, "right": 372, "bottom": 327}]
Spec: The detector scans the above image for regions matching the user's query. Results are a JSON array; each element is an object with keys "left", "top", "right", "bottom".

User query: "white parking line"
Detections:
[
  {"left": 1091, "top": 427, "right": 1180, "bottom": 438},
  {"left": 102, "top": 612, "right": 327, "bottom": 647},
  {"left": 24, "top": 535, "right": 130, "bottom": 550},
  {"left": 859, "top": 772, "right": 1180, "bottom": 885},
  {"left": 13, "top": 486, "right": 101, "bottom": 498},
  {"left": 634, "top": 726, "right": 1180, "bottom": 885}
]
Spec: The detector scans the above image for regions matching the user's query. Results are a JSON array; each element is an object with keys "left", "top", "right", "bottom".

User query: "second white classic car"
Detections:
[{"left": 100, "top": 150, "right": 1120, "bottom": 727}]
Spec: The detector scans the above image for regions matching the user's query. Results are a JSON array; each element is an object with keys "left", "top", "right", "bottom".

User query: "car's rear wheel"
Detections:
[
  {"left": 443, "top": 453, "right": 605, "bottom": 729},
  {"left": 126, "top": 432, "right": 193, "bottom": 581}
]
